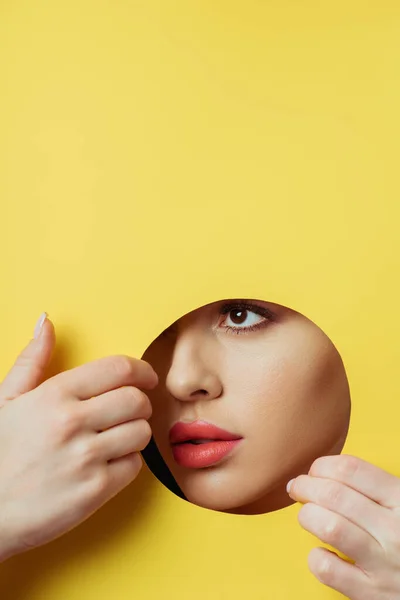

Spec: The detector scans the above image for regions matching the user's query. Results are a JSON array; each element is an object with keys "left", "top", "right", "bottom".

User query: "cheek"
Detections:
[
  {"left": 261, "top": 340, "right": 350, "bottom": 446},
  {"left": 222, "top": 339, "right": 346, "bottom": 432},
  {"left": 222, "top": 350, "right": 287, "bottom": 423}
]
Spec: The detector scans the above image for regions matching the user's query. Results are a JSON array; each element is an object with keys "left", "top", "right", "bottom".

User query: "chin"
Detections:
[
  {"left": 173, "top": 468, "right": 300, "bottom": 515},
  {"left": 185, "top": 492, "right": 248, "bottom": 513},
  {"left": 182, "top": 488, "right": 293, "bottom": 515},
  {"left": 175, "top": 475, "right": 272, "bottom": 514},
  {"left": 175, "top": 476, "right": 248, "bottom": 513}
]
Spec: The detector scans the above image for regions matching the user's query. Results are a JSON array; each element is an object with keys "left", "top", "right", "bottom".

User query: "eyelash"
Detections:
[{"left": 219, "top": 301, "right": 275, "bottom": 335}]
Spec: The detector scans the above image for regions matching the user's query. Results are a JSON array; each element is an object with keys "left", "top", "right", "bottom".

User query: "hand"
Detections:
[
  {"left": 0, "top": 314, "right": 158, "bottom": 562},
  {"left": 287, "top": 455, "right": 400, "bottom": 599}
]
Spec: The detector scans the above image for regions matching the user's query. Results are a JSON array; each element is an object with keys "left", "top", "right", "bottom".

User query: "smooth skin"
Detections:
[{"left": 0, "top": 314, "right": 158, "bottom": 562}]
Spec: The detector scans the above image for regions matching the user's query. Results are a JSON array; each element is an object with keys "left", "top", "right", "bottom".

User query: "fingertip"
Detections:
[
  {"left": 39, "top": 315, "right": 56, "bottom": 344},
  {"left": 33, "top": 312, "right": 55, "bottom": 338},
  {"left": 45, "top": 315, "right": 55, "bottom": 334},
  {"left": 130, "top": 452, "right": 144, "bottom": 477},
  {"left": 33, "top": 316, "right": 56, "bottom": 370},
  {"left": 150, "top": 370, "right": 159, "bottom": 388},
  {"left": 142, "top": 360, "right": 159, "bottom": 389},
  {"left": 33, "top": 312, "right": 48, "bottom": 339},
  {"left": 287, "top": 475, "right": 311, "bottom": 503},
  {"left": 286, "top": 478, "right": 295, "bottom": 495}
]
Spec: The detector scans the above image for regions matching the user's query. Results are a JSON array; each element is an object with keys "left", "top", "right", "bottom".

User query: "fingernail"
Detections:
[
  {"left": 286, "top": 479, "right": 295, "bottom": 494},
  {"left": 34, "top": 312, "right": 48, "bottom": 339}
]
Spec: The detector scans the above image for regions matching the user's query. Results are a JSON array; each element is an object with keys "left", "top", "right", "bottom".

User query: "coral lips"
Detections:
[{"left": 169, "top": 421, "right": 242, "bottom": 468}]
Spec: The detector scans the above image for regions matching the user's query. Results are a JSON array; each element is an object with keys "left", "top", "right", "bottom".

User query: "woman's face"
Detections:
[{"left": 143, "top": 299, "right": 351, "bottom": 515}]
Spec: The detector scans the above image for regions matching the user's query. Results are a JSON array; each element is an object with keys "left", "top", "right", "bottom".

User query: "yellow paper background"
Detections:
[{"left": 1, "top": 1, "right": 400, "bottom": 598}]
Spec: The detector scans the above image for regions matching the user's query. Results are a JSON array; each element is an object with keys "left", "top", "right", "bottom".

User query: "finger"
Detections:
[
  {"left": 310, "top": 454, "right": 400, "bottom": 509},
  {"left": 96, "top": 419, "right": 152, "bottom": 461},
  {"left": 0, "top": 315, "right": 55, "bottom": 403},
  {"left": 105, "top": 453, "right": 143, "bottom": 499},
  {"left": 308, "top": 547, "right": 369, "bottom": 600},
  {"left": 81, "top": 386, "right": 152, "bottom": 431},
  {"left": 298, "top": 502, "right": 381, "bottom": 567},
  {"left": 288, "top": 475, "right": 387, "bottom": 544},
  {"left": 44, "top": 356, "right": 158, "bottom": 400}
]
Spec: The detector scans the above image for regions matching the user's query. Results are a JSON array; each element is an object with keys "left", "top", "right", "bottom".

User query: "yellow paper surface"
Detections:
[{"left": 1, "top": 1, "right": 400, "bottom": 598}]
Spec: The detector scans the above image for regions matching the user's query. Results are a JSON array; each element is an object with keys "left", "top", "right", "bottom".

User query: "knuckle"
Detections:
[
  {"left": 125, "top": 385, "right": 141, "bottom": 404},
  {"left": 121, "top": 385, "right": 138, "bottom": 405},
  {"left": 314, "top": 554, "right": 336, "bottom": 584},
  {"left": 42, "top": 377, "right": 67, "bottom": 400},
  {"left": 86, "top": 470, "right": 109, "bottom": 500},
  {"left": 297, "top": 502, "right": 315, "bottom": 525},
  {"left": 321, "top": 517, "right": 343, "bottom": 545},
  {"left": 334, "top": 454, "right": 360, "bottom": 479},
  {"left": 110, "top": 454, "right": 143, "bottom": 491},
  {"left": 309, "top": 455, "right": 327, "bottom": 474},
  {"left": 74, "top": 438, "right": 98, "bottom": 468},
  {"left": 132, "top": 390, "right": 152, "bottom": 418},
  {"left": 123, "top": 454, "right": 143, "bottom": 481},
  {"left": 16, "top": 360, "right": 44, "bottom": 386},
  {"left": 53, "top": 408, "right": 80, "bottom": 441},
  {"left": 14, "top": 353, "right": 31, "bottom": 368},
  {"left": 109, "top": 355, "right": 134, "bottom": 380},
  {"left": 319, "top": 481, "right": 343, "bottom": 507},
  {"left": 136, "top": 419, "right": 152, "bottom": 448},
  {"left": 121, "top": 387, "right": 152, "bottom": 419}
]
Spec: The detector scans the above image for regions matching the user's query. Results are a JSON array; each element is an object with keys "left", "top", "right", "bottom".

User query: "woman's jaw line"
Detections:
[{"left": 168, "top": 427, "right": 350, "bottom": 515}]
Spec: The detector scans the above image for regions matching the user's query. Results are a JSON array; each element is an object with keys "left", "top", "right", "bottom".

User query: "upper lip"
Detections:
[{"left": 169, "top": 420, "right": 242, "bottom": 445}]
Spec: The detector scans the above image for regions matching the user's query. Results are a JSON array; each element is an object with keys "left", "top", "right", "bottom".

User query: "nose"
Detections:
[{"left": 165, "top": 327, "right": 222, "bottom": 402}]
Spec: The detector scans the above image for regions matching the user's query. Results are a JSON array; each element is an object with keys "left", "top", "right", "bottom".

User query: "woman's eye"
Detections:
[{"left": 223, "top": 309, "right": 266, "bottom": 329}]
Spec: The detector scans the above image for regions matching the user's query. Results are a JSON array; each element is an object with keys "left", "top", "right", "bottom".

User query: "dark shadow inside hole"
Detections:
[{"left": 141, "top": 437, "right": 186, "bottom": 501}]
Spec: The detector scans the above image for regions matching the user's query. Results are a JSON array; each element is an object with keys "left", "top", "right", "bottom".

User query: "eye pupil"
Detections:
[{"left": 230, "top": 309, "right": 247, "bottom": 324}]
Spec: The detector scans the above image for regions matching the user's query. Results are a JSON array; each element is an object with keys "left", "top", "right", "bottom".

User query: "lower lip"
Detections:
[{"left": 171, "top": 440, "right": 241, "bottom": 469}]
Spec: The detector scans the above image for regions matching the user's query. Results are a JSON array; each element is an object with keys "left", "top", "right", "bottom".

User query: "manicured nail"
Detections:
[
  {"left": 34, "top": 312, "right": 48, "bottom": 339},
  {"left": 286, "top": 479, "right": 295, "bottom": 494}
]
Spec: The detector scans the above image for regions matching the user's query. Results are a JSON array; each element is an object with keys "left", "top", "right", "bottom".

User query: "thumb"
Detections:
[{"left": 0, "top": 313, "right": 56, "bottom": 403}]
